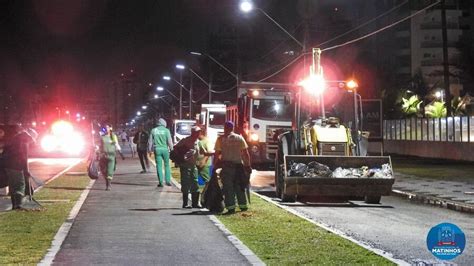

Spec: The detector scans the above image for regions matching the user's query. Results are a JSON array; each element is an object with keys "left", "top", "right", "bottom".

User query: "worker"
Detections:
[
  {"left": 214, "top": 121, "right": 252, "bottom": 214},
  {"left": 174, "top": 126, "right": 201, "bottom": 208},
  {"left": 100, "top": 124, "right": 121, "bottom": 191},
  {"left": 196, "top": 129, "right": 212, "bottom": 184},
  {"left": 148, "top": 118, "right": 173, "bottom": 187},
  {"left": 134, "top": 124, "right": 150, "bottom": 173},
  {"left": 2, "top": 126, "right": 37, "bottom": 210}
]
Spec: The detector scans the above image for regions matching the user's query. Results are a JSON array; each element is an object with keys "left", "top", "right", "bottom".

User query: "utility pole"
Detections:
[
  {"left": 441, "top": 0, "right": 452, "bottom": 115},
  {"left": 189, "top": 74, "right": 193, "bottom": 119},
  {"left": 179, "top": 71, "right": 183, "bottom": 119}
]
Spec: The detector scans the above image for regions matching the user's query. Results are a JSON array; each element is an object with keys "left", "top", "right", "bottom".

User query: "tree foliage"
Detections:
[
  {"left": 425, "top": 101, "right": 447, "bottom": 118},
  {"left": 401, "top": 95, "right": 422, "bottom": 117}
]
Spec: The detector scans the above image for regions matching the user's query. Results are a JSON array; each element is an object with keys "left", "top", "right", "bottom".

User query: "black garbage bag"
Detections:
[
  {"left": 201, "top": 170, "right": 224, "bottom": 213},
  {"left": 288, "top": 162, "right": 308, "bottom": 176},
  {"left": 305, "top": 161, "right": 332, "bottom": 178}
]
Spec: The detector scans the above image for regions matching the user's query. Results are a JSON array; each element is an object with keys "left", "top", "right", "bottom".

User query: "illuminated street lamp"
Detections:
[
  {"left": 163, "top": 76, "right": 171, "bottom": 81},
  {"left": 137, "top": 111, "right": 141, "bottom": 116},
  {"left": 154, "top": 94, "right": 159, "bottom": 99},
  {"left": 142, "top": 105, "right": 147, "bottom": 110},
  {"left": 239, "top": 1, "right": 304, "bottom": 49},
  {"left": 156, "top": 86, "right": 164, "bottom": 91}
]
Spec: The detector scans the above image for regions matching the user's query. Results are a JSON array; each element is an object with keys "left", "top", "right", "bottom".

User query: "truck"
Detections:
[
  {"left": 239, "top": 79, "right": 395, "bottom": 204},
  {"left": 172, "top": 119, "right": 196, "bottom": 144},
  {"left": 226, "top": 86, "right": 293, "bottom": 169},
  {"left": 199, "top": 104, "right": 226, "bottom": 150}
]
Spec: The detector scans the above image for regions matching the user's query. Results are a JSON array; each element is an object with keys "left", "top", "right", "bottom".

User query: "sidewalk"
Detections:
[
  {"left": 51, "top": 157, "right": 251, "bottom": 265},
  {"left": 392, "top": 172, "right": 474, "bottom": 213}
]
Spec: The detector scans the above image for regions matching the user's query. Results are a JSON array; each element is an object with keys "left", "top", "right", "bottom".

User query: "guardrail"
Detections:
[{"left": 383, "top": 116, "right": 474, "bottom": 143}]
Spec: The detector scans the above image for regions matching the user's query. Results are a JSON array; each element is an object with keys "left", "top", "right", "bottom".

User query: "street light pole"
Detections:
[{"left": 179, "top": 71, "right": 183, "bottom": 119}]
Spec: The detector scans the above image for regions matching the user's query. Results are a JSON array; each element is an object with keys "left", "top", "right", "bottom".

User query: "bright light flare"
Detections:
[
  {"left": 273, "top": 102, "right": 280, "bottom": 112},
  {"left": 163, "top": 76, "right": 171, "bottom": 80},
  {"left": 250, "top": 133, "right": 259, "bottom": 142},
  {"left": 299, "top": 75, "right": 326, "bottom": 96},
  {"left": 240, "top": 1, "right": 253, "bottom": 12},
  {"left": 176, "top": 64, "right": 185, "bottom": 70},
  {"left": 251, "top": 90, "right": 259, "bottom": 97},
  {"left": 347, "top": 80, "right": 358, "bottom": 89},
  {"left": 51, "top": 120, "right": 74, "bottom": 136},
  {"left": 41, "top": 135, "right": 56, "bottom": 152},
  {"left": 157, "top": 86, "right": 164, "bottom": 91}
]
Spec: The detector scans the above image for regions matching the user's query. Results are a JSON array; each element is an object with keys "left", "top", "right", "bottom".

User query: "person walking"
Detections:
[
  {"left": 214, "top": 121, "right": 252, "bottom": 214},
  {"left": 175, "top": 126, "right": 201, "bottom": 208},
  {"left": 148, "top": 118, "right": 173, "bottom": 187},
  {"left": 120, "top": 130, "right": 128, "bottom": 144},
  {"left": 2, "top": 126, "right": 37, "bottom": 210},
  {"left": 134, "top": 125, "right": 149, "bottom": 173},
  {"left": 100, "top": 124, "right": 121, "bottom": 191}
]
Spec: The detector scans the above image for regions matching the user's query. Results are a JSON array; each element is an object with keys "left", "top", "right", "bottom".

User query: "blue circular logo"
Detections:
[{"left": 427, "top": 223, "right": 466, "bottom": 260}]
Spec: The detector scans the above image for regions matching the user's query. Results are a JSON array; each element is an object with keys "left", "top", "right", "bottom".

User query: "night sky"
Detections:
[{"left": 1, "top": 0, "right": 386, "bottom": 119}]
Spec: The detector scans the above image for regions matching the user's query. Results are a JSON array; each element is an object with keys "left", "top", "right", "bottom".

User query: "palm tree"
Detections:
[
  {"left": 401, "top": 95, "right": 423, "bottom": 117},
  {"left": 425, "top": 101, "right": 447, "bottom": 118}
]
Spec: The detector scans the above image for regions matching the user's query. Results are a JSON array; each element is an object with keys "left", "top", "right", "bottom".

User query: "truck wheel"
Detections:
[
  {"left": 281, "top": 193, "right": 296, "bottom": 203},
  {"left": 364, "top": 195, "right": 381, "bottom": 204}
]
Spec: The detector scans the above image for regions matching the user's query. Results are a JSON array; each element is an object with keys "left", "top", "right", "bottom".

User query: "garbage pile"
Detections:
[{"left": 288, "top": 161, "right": 393, "bottom": 179}]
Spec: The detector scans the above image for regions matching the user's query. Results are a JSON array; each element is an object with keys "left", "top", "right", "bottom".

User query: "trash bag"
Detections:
[
  {"left": 201, "top": 170, "right": 224, "bottom": 213},
  {"left": 305, "top": 161, "right": 332, "bottom": 177},
  {"left": 87, "top": 153, "right": 100, "bottom": 180}
]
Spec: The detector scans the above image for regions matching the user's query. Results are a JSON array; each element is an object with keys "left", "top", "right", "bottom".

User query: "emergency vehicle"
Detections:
[{"left": 199, "top": 104, "right": 226, "bottom": 150}]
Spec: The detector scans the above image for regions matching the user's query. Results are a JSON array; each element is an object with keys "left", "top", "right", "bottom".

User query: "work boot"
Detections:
[
  {"left": 191, "top": 192, "right": 201, "bottom": 208},
  {"left": 105, "top": 179, "right": 111, "bottom": 191},
  {"left": 182, "top": 193, "right": 191, "bottom": 208},
  {"left": 11, "top": 194, "right": 24, "bottom": 210}
]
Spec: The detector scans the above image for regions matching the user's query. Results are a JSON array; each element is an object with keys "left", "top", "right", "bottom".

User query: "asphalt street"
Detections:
[{"left": 251, "top": 170, "right": 474, "bottom": 265}]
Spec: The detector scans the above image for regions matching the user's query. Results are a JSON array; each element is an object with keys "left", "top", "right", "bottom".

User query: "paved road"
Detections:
[
  {"left": 52, "top": 158, "right": 250, "bottom": 265},
  {"left": 251, "top": 170, "right": 474, "bottom": 265}
]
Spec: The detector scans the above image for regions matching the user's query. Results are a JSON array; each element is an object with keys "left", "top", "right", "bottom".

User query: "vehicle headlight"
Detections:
[
  {"left": 41, "top": 135, "right": 57, "bottom": 152},
  {"left": 250, "top": 133, "right": 259, "bottom": 142}
]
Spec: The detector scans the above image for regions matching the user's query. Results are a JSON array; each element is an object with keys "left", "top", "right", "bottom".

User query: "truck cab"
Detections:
[
  {"left": 199, "top": 104, "right": 226, "bottom": 150},
  {"left": 172, "top": 119, "right": 196, "bottom": 145},
  {"left": 227, "top": 87, "right": 293, "bottom": 168}
]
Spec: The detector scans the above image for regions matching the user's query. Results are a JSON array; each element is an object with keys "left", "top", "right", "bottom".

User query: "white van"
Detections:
[{"left": 172, "top": 120, "right": 196, "bottom": 144}]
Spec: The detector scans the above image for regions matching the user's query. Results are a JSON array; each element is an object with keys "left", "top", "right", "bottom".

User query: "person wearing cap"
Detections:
[
  {"left": 214, "top": 121, "right": 251, "bottom": 214},
  {"left": 149, "top": 118, "right": 173, "bottom": 187},
  {"left": 99, "top": 124, "right": 121, "bottom": 190},
  {"left": 174, "top": 126, "right": 201, "bottom": 208},
  {"left": 2, "top": 126, "right": 36, "bottom": 209}
]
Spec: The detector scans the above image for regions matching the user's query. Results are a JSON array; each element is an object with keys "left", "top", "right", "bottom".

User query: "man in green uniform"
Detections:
[
  {"left": 196, "top": 130, "right": 212, "bottom": 184},
  {"left": 100, "top": 124, "right": 121, "bottom": 191},
  {"left": 149, "top": 118, "right": 173, "bottom": 187},
  {"left": 2, "top": 126, "right": 36, "bottom": 210},
  {"left": 214, "top": 121, "right": 251, "bottom": 214},
  {"left": 175, "top": 126, "right": 201, "bottom": 208}
]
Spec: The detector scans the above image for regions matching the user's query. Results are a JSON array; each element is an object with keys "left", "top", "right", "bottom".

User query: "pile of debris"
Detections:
[{"left": 287, "top": 161, "right": 393, "bottom": 179}]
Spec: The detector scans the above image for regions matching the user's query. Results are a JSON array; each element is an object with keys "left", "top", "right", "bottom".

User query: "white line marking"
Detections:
[
  {"left": 148, "top": 157, "right": 264, "bottom": 265},
  {"left": 38, "top": 179, "right": 95, "bottom": 266},
  {"left": 34, "top": 158, "right": 84, "bottom": 193}
]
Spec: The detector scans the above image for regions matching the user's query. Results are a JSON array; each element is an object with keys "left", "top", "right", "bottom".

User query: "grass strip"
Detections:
[
  {"left": 169, "top": 166, "right": 392, "bottom": 265},
  {"left": 217, "top": 195, "right": 394, "bottom": 265},
  {"left": 0, "top": 163, "right": 90, "bottom": 265}
]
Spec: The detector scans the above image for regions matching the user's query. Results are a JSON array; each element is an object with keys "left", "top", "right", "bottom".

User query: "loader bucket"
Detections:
[{"left": 281, "top": 155, "right": 395, "bottom": 202}]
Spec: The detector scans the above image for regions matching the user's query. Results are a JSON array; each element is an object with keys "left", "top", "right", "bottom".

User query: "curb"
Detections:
[
  {"left": 391, "top": 189, "right": 474, "bottom": 214},
  {"left": 38, "top": 179, "right": 96, "bottom": 266},
  {"left": 148, "top": 157, "right": 265, "bottom": 265},
  {"left": 253, "top": 191, "right": 410, "bottom": 266}
]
